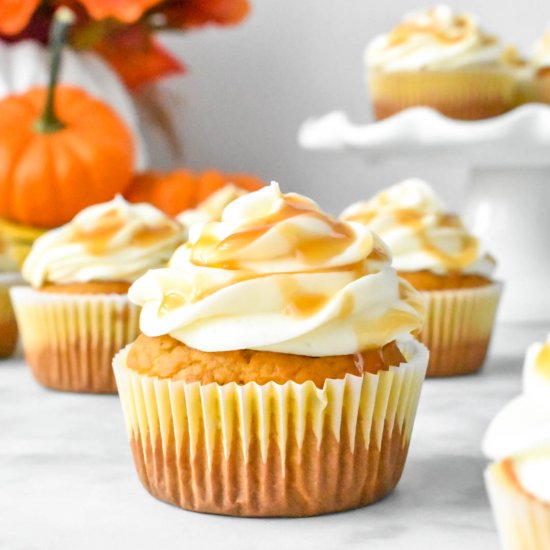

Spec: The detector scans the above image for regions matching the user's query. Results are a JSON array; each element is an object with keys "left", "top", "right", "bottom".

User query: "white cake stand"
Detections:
[{"left": 299, "top": 104, "right": 550, "bottom": 325}]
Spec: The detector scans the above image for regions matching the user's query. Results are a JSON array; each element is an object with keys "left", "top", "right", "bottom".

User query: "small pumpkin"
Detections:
[
  {"left": 0, "top": 8, "right": 135, "bottom": 229},
  {"left": 124, "top": 169, "right": 265, "bottom": 217}
]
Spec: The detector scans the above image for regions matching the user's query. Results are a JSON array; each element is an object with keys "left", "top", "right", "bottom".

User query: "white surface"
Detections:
[{"left": 1, "top": 324, "right": 546, "bottom": 550}]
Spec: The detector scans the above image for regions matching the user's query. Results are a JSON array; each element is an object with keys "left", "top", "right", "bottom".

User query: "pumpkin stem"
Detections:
[{"left": 34, "top": 7, "right": 76, "bottom": 134}]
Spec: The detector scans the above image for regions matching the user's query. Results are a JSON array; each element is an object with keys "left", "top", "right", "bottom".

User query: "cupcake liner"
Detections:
[
  {"left": 0, "top": 273, "right": 24, "bottom": 359},
  {"left": 485, "top": 461, "right": 550, "bottom": 550},
  {"left": 367, "top": 70, "right": 517, "bottom": 121},
  {"left": 419, "top": 282, "right": 502, "bottom": 377},
  {"left": 10, "top": 286, "right": 140, "bottom": 393},
  {"left": 534, "top": 73, "right": 550, "bottom": 105},
  {"left": 113, "top": 337, "right": 428, "bottom": 517}
]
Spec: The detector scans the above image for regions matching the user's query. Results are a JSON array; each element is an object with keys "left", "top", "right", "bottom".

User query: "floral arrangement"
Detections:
[{"left": 0, "top": 0, "right": 250, "bottom": 89}]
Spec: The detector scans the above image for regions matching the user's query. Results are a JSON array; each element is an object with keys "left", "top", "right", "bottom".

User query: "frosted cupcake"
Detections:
[
  {"left": 365, "top": 5, "right": 516, "bottom": 120},
  {"left": 341, "top": 179, "right": 501, "bottom": 377},
  {"left": 11, "top": 197, "right": 184, "bottom": 393},
  {"left": 114, "top": 182, "right": 428, "bottom": 516},
  {"left": 0, "top": 234, "right": 22, "bottom": 358},
  {"left": 484, "top": 335, "right": 550, "bottom": 549}
]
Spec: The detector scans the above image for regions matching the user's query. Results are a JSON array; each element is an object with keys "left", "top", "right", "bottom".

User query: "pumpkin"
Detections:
[
  {"left": 0, "top": 40, "right": 148, "bottom": 169},
  {"left": 124, "top": 169, "right": 265, "bottom": 217},
  {"left": 0, "top": 8, "right": 135, "bottom": 229}
]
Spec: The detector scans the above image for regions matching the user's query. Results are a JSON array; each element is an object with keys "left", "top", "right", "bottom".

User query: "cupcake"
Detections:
[
  {"left": 483, "top": 334, "right": 550, "bottom": 549},
  {"left": 531, "top": 28, "right": 550, "bottom": 105},
  {"left": 341, "top": 178, "right": 501, "bottom": 377},
  {"left": 176, "top": 183, "right": 248, "bottom": 238},
  {"left": 365, "top": 5, "right": 516, "bottom": 120},
  {"left": 0, "top": 234, "right": 22, "bottom": 358},
  {"left": 113, "top": 182, "right": 428, "bottom": 517},
  {"left": 11, "top": 197, "right": 184, "bottom": 393}
]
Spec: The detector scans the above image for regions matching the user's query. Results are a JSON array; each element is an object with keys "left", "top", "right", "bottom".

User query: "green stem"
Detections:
[{"left": 34, "top": 7, "right": 75, "bottom": 134}]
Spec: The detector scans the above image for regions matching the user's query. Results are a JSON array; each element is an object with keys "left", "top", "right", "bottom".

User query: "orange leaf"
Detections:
[
  {"left": 0, "top": 0, "right": 40, "bottom": 35},
  {"left": 163, "top": 0, "right": 250, "bottom": 28},
  {"left": 94, "top": 29, "right": 184, "bottom": 89},
  {"left": 78, "top": 0, "right": 161, "bottom": 23}
]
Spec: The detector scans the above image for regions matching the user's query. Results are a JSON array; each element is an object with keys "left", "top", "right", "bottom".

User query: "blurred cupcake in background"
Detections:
[
  {"left": 11, "top": 196, "right": 184, "bottom": 393},
  {"left": 341, "top": 178, "right": 501, "bottom": 377},
  {"left": 532, "top": 28, "right": 550, "bottom": 105},
  {"left": 501, "top": 46, "right": 536, "bottom": 107},
  {"left": 114, "top": 182, "right": 428, "bottom": 516},
  {"left": 0, "top": 232, "right": 23, "bottom": 359},
  {"left": 484, "top": 334, "right": 550, "bottom": 549},
  {"left": 365, "top": 5, "right": 516, "bottom": 120}
]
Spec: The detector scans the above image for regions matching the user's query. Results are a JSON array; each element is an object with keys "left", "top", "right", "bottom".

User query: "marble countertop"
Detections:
[{"left": 1, "top": 325, "right": 547, "bottom": 550}]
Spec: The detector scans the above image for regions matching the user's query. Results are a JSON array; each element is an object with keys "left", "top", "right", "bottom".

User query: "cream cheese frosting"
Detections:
[
  {"left": 129, "top": 182, "right": 425, "bottom": 356},
  {"left": 511, "top": 448, "right": 550, "bottom": 502},
  {"left": 340, "top": 179, "right": 494, "bottom": 277},
  {"left": 23, "top": 196, "right": 184, "bottom": 287},
  {"left": 366, "top": 5, "right": 505, "bottom": 72},
  {"left": 483, "top": 334, "right": 550, "bottom": 461},
  {"left": 176, "top": 184, "right": 248, "bottom": 237},
  {"left": 532, "top": 29, "right": 550, "bottom": 69}
]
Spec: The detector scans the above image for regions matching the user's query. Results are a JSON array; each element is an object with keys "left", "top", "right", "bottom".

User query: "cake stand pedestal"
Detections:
[{"left": 299, "top": 105, "right": 550, "bottom": 324}]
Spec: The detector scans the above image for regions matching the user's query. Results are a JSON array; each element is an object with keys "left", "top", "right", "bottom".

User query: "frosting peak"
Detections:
[
  {"left": 366, "top": 5, "right": 504, "bottom": 72},
  {"left": 23, "top": 196, "right": 184, "bottom": 287},
  {"left": 341, "top": 179, "right": 494, "bottom": 276},
  {"left": 483, "top": 334, "right": 550, "bottom": 461},
  {"left": 130, "top": 183, "right": 425, "bottom": 356}
]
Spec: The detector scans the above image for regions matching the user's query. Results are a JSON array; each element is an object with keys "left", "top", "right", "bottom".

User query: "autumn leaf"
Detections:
[
  {"left": 78, "top": 0, "right": 162, "bottom": 23},
  {"left": 93, "top": 25, "right": 184, "bottom": 89},
  {"left": 0, "top": 0, "right": 41, "bottom": 35}
]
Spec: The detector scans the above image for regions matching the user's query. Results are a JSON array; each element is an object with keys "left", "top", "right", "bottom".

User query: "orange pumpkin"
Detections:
[
  {"left": 124, "top": 169, "right": 265, "bottom": 217},
  {"left": 0, "top": 8, "right": 134, "bottom": 229}
]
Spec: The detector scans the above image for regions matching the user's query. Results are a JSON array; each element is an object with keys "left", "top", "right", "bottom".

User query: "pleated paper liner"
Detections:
[
  {"left": 113, "top": 337, "right": 428, "bottom": 517},
  {"left": 0, "top": 273, "right": 24, "bottom": 358},
  {"left": 10, "top": 286, "right": 140, "bottom": 393},
  {"left": 486, "top": 459, "right": 550, "bottom": 550},
  {"left": 419, "top": 282, "right": 502, "bottom": 377},
  {"left": 367, "top": 70, "right": 517, "bottom": 121}
]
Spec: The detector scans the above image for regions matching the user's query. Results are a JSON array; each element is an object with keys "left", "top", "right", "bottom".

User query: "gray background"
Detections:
[{"left": 152, "top": 0, "right": 550, "bottom": 213}]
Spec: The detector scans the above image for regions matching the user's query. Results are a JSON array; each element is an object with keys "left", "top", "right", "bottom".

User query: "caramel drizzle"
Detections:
[
  {"left": 70, "top": 208, "right": 177, "bottom": 255},
  {"left": 159, "top": 195, "right": 390, "bottom": 318},
  {"left": 535, "top": 346, "right": 550, "bottom": 379},
  {"left": 385, "top": 9, "right": 494, "bottom": 48}
]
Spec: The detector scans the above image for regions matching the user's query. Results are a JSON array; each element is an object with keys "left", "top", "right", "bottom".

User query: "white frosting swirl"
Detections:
[
  {"left": 130, "top": 183, "right": 425, "bottom": 356},
  {"left": 532, "top": 29, "right": 550, "bottom": 69},
  {"left": 483, "top": 334, "right": 550, "bottom": 461},
  {"left": 366, "top": 5, "right": 504, "bottom": 72},
  {"left": 176, "top": 184, "right": 248, "bottom": 238},
  {"left": 341, "top": 179, "right": 494, "bottom": 277},
  {"left": 23, "top": 196, "right": 184, "bottom": 287}
]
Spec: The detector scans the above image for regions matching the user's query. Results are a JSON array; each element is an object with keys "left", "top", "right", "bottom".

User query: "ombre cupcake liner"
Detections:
[
  {"left": 418, "top": 282, "right": 502, "bottom": 377},
  {"left": 486, "top": 459, "right": 550, "bottom": 550},
  {"left": 0, "top": 273, "right": 24, "bottom": 359},
  {"left": 11, "top": 286, "right": 140, "bottom": 393},
  {"left": 113, "top": 337, "right": 428, "bottom": 517},
  {"left": 367, "top": 70, "right": 517, "bottom": 121}
]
